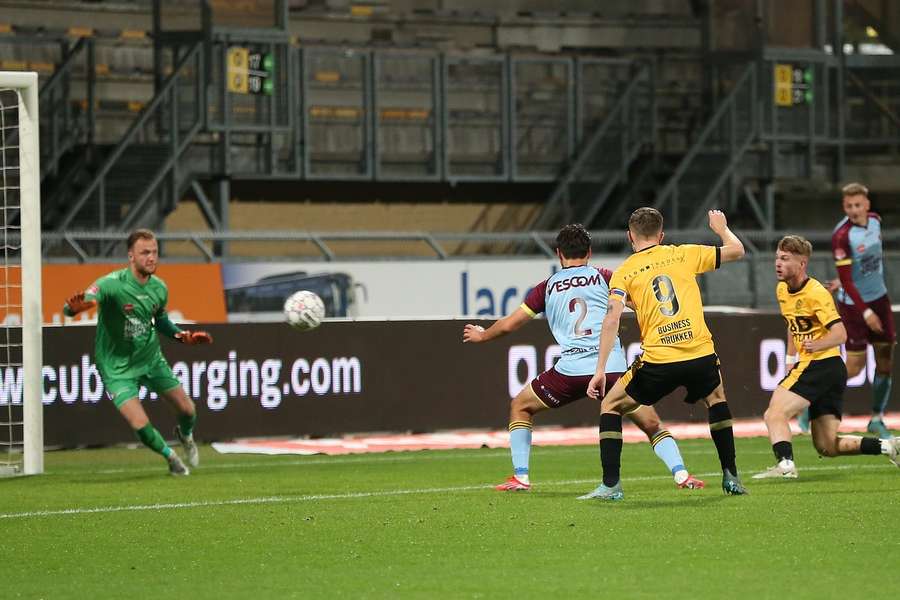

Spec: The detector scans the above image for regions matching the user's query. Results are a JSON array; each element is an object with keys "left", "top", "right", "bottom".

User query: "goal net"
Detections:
[{"left": 0, "top": 72, "right": 42, "bottom": 476}]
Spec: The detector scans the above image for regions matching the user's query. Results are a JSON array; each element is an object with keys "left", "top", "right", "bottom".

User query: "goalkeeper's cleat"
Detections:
[
  {"left": 722, "top": 469, "right": 748, "bottom": 495},
  {"left": 886, "top": 438, "right": 900, "bottom": 468},
  {"left": 867, "top": 418, "right": 892, "bottom": 439},
  {"left": 167, "top": 453, "right": 190, "bottom": 476},
  {"left": 174, "top": 426, "right": 199, "bottom": 468},
  {"left": 796, "top": 408, "right": 810, "bottom": 434},
  {"left": 676, "top": 474, "right": 706, "bottom": 489},
  {"left": 495, "top": 476, "right": 530, "bottom": 491},
  {"left": 751, "top": 459, "right": 798, "bottom": 480},
  {"left": 577, "top": 482, "right": 624, "bottom": 501}
]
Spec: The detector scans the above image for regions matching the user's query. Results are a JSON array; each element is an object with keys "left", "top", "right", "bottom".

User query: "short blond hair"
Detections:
[
  {"left": 628, "top": 207, "right": 663, "bottom": 238},
  {"left": 127, "top": 229, "right": 156, "bottom": 250},
  {"left": 778, "top": 235, "right": 812, "bottom": 258},
  {"left": 841, "top": 182, "right": 869, "bottom": 198}
]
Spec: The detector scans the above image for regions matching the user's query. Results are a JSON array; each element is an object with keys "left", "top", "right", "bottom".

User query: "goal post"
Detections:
[{"left": 0, "top": 71, "right": 42, "bottom": 475}]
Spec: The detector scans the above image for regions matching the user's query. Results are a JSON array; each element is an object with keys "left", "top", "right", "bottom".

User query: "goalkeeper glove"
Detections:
[
  {"left": 64, "top": 292, "right": 97, "bottom": 316},
  {"left": 175, "top": 330, "right": 213, "bottom": 345}
]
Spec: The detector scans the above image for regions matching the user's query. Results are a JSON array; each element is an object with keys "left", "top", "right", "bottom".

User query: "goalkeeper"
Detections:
[{"left": 63, "top": 229, "right": 212, "bottom": 476}]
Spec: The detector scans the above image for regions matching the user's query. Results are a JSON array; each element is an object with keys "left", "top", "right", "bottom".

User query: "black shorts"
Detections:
[
  {"left": 779, "top": 356, "right": 847, "bottom": 420},
  {"left": 620, "top": 353, "right": 721, "bottom": 406}
]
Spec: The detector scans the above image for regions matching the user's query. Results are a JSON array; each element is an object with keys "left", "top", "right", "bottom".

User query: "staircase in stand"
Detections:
[{"left": 43, "top": 42, "right": 205, "bottom": 257}]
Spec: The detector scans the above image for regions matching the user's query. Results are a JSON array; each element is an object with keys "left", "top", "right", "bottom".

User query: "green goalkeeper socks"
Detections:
[
  {"left": 136, "top": 424, "right": 173, "bottom": 458},
  {"left": 177, "top": 412, "right": 197, "bottom": 438}
]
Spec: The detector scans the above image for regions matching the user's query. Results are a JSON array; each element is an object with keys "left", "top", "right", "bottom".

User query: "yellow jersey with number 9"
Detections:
[{"left": 608, "top": 244, "right": 721, "bottom": 364}]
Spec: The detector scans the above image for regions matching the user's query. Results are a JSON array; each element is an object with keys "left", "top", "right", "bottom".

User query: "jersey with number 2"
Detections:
[
  {"left": 521, "top": 265, "right": 627, "bottom": 376},
  {"left": 608, "top": 244, "right": 721, "bottom": 364}
]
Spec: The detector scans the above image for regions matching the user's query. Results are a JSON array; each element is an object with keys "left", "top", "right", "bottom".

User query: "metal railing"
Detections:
[
  {"left": 846, "top": 68, "right": 900, "bottom": 144},
  {"left": 53, "top": 42, "right": 205, "bottom": 238},
  {"left": 6, "top": 38, "right": 96, "bottom": 228},
  {"left": 528, "top": 64, "right": 654, "bottom": 232},
  {"left": 41, "top": 227, "right": 900, "bottom": 262},
  {"left": 11, "top": 33, "right": 895, "bottom": 246},
  {"left": 3, "top": 37, "right": 95, "bottom": 185},
  {"left": 38, "top": 37, "right": 95, "bottom": 180},
  {"left": 654, "top": 62, "right": 758, "bottom": 228}
]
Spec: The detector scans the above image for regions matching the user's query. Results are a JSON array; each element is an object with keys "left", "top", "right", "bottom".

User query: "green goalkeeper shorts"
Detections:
[{"left": 101, "top": 359, "right": 182, "bottom": 409}]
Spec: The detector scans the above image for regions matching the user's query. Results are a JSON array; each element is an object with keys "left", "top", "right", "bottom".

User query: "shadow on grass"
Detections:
[
  {"left": 742, "top": 481, "right": 900, "bottom": 496},
  {"left": 528, "top": 490, "right": 731, "bottom": 508},
  {"left": 65, "top": 472, "right": 173, "bottom": 485},
  {"left": 611, "top": 495, "right": 733, "bottom": 509}
]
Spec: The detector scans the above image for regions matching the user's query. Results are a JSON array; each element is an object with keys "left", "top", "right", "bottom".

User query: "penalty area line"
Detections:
[{"left": 0, "top": 463, "right": 894, "bottom": 520}]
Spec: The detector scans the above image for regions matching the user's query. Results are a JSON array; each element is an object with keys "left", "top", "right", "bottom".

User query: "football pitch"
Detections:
[{"left": 3, "top": 436, "right": 898, "bottom": 598}]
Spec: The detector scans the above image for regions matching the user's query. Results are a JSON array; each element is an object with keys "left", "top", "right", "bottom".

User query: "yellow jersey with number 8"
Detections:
[
  {"left": 776, "top": 278, "right": 842, "bottom": 362},
  {"left": 608, "top": 244, "right": 720, "bottom": 364}
]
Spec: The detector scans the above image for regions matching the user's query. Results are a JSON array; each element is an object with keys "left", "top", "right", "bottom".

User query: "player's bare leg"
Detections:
[
  {"left": 627, "top": 406, "right": 705, "bottom": 489},
  {"left": 495, "top": 384, "right": 546, "bottom": 491},
  {"left": 810, "top": 415, "right": 899, "bottom": 465},
  {"left": 119, "top": 396, "right": 150, "bottom": 430},
  {"left": 753, "top": 386, "right": 808, "bottom": 479},
  {"left": 845, "top": 350, "right": 867, "bottom": 379},
  {"left": 701, "top": 384, "right": 746, "bottom": 494},
  {"left": 119, "top": 398, "right": 188, "bottom": 475},
  {"left": 578, "top": 379, "right": 632, "bottom": 500},
  {"left": 868, "top": 343, "right": 894, "bottom": 438},
  {"left": 161, "top": 386, "right": 200, "bottom": 468}
]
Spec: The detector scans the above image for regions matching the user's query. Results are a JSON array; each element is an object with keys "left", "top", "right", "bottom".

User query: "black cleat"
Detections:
[{"left": 722, "top": 469, "right": 747, "bottom": 495}]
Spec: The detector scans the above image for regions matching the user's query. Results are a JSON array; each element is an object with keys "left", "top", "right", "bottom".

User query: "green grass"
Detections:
[{"left": 2, "top": 437, "right": 899, "bottom": 598}]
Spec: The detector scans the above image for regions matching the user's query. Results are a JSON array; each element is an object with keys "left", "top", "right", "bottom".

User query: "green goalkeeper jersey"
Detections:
[{"left": 83, "top": 268, "right": 182, "bottom": 379}]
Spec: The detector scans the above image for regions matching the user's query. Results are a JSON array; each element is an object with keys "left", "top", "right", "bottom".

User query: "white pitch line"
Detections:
[
  {"left": 0, "top": 463, "right": 895, "bottom": 521},
  {"left": 91, "top": 448, "right": 535, "bottom": 475}
]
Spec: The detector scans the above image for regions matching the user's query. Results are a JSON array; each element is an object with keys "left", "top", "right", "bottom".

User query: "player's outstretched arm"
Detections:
[
  {"left": 153, "top": 306, "right": 213, "bottom": 344},
  {"left": 63, "top": 292, "right": 97, "bottom": 317},
  {"left": 587, "top": 300, "right": 626, "bottom": 399},
  {"left": 708, "top": 210, "right": 745, "bottom": 263},
  {"left": 462, "top": 307, "right": 532, "bottom": 343}
]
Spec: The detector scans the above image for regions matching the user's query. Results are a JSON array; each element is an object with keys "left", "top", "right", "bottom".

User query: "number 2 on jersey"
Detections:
[
  {"left": 569, "top": 297, "right": 593, "bottom": 337},
  {"left": 652, "top": 275, "right": 680, "bottom": 316}
]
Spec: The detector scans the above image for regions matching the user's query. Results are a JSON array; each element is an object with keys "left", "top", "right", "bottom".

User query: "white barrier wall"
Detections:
[{"left": 223, "top": 256, "right": 626, "bottom": 318}]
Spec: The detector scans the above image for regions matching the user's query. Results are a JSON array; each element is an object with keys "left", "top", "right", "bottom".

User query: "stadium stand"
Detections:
[{"left": 0, "top": 0, "right": 894, "bottom": 272}]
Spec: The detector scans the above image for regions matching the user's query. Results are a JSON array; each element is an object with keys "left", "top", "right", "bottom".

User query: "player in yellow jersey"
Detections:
[
  {"left": 753, "top": 236, "right": 900, "bottom": 479},
  {"left": 579, "top": 207, "right": 748, "bottom": 500}
]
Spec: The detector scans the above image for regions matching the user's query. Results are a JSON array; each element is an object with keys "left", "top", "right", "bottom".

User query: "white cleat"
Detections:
[
  {"left": 174, "top": 427, "right": 200, "bottom": 468},
  {"left": 886, "top": 438, "right": 900, "bottom": 468},
  {"left": 752, "top": 459, "right": 798, "bottom": 479},
  {"left": 167, "top": 453, "right": 190, "bottom": 476}
]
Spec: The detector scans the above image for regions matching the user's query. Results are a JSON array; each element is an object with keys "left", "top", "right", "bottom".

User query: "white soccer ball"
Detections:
[{"left": 283, "top": 290, "right": 326, "bottom": 331}]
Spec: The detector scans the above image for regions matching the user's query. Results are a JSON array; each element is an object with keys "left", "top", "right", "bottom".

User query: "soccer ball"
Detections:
[{"left": 283, "top": 290, "right": 326, "bottom": 331}]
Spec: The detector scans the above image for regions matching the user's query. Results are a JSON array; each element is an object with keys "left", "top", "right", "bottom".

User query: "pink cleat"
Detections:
[
  {"left": 676, "top": 474, "right": 706, "bottom": 489},
  {"left": 495, "top": 476, "right": 531, "bottom": 491}
]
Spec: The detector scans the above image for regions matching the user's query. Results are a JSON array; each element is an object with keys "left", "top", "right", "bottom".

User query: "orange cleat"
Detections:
[
  {"left": 495, "top": 476, "right": 531, "bottom": 491},
  {"left": 676, "top": 474, "right": 706, "bottom": 489}
]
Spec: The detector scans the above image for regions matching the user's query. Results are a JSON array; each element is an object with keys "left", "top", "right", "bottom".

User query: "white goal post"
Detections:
[{"left": 0, "top": 71, "right": 42, "bottom": 475}]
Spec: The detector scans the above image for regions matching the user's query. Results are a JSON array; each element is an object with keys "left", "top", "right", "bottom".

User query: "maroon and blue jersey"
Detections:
[
  {"left": 832, "top": 212, "right": 888, "bottom": 308},
  {"left": 521, "top": 265, "right": 627, "bottom": 376}
]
